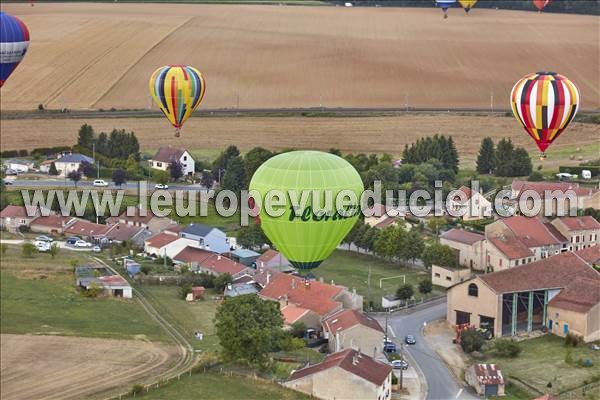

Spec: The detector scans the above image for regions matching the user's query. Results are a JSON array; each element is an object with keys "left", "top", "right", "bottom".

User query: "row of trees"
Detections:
[
  {"left": 476, "top": 137, "right": 532, "bottom": 177},
  {"left": 77, "top": 124, "right": 140, "bottom": 162}
]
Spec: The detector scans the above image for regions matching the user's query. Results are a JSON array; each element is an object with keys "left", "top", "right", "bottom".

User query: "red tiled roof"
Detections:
[
  {"left": 98, "top": 275, "right": 129, "bottom": 287},
  {"left": 441, "top": 229, "right": 485, "bottom": 245},
  {"left": 145, "top": 232, "right": 179, "bottom": 248},
  {"left": 323, "top": 309, "right": 383, "bottom": 334},
  {"left": 288, "top": 349, "right": 392, "bottom": 386},
  {"left": 374, "top": 216, "right": 398, "bottom": 229},
  {"left": 151, "top": 147, "right": 186, "bottom": 163},
  {"left": 548, "top": 277, "right": 600, "bottom": 314},
  {"left": 575, "top": 246, "right": 600, "bottom": 265},
  {"left": 257, "top": 249, "right": 281, "bottom": 263},
  {"left": 259, "top": 273, "right": 343, "bottom": 316},
  {"left": 0, "top": 205, "right": 29, "bottom": 218},
  {"left": 472, "top": 364, "right": 504, "bottom": 385},
  {"left": 454, "top": 186, "right": 474, "bottom": 203},
  {"left": 164, "top": 224, "right": 184, "bottom": 234},
  {"left": 119, "top": 206, "right": 157, "bottom": 224},
  {"left": 30, "top": 215, "right": 73, "bottom": 229},
  {"left": 501, "top": 216, "right": 565, "bottom": 247},
  {"left": 487, "top": 231, "right": 533, "bottom": 260},
  {"left": 281, "top": 304, "right": 310, "bottom": 324},
  {"left": 64, "top": 219, "right": 110, "bottom": 237},
  {"left": 555, "top": 216, "right": 600, "bottom": 231},
  {"left": 105, "top": 223, "right": 144, "bottom": 242},
  {"left": 479, "top": 248, "right": 600, "bottom": 294},
  {"left": 543, "top": 223, "right": 568, "bottom": 243},
  {"left": 174, "top": 246, "right": 247, "bottom": 276},
  {"left": 512, "top": 180, "right": 599, "bottom": 198}
]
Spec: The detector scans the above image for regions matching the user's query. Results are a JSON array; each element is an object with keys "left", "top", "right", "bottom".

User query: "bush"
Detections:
[
  {"left": 81, "top": 282, "right": 103, "bottom": 298},
  {"left": 460, "top": 328, "right": 485, "bottom": 353},
  {"left": 493, "top": 338, "right": 521, "bottom": 358},
  {"left": 180, "top": 283, "right": 192, "bottom": 300},
  {"left": 565, "top": 332, "right": 583, "bottom": 347},
  {"left": 130, "top": 384, "right": 144, "bottom": 395},
  {"left": 391, "top": 374, "right": 398, "bottom": 385},
  {"left": 396, "top": 284, "right": 414, "bottom": 301},
  {"left": 18, "top": 225, "right": 31, "bottom": 233},
  {"left": 191, "top": 351, "right": 221, "bottom": 373},
  {"left": 290, "top": 321, "right": 307, "bottom": 338},
  {"left": 279, "top": 335, "right": 305, "bottom": 352},
  {"left": 21, "top": 243, "right": 37, "bottom": 258},
  {"left": 418, "top": 278, "right": 433, "bottom": 295},
  {"left": 140, "top": 265, "right": 152, "bottom": 275}
]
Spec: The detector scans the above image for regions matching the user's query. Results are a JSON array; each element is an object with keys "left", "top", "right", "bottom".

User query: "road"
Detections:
[
  {"left": 5, "top": 179, "right": 208, "bottom": 192},
  {"left": 382, "top": 301, "right": 477, "bottom": 400}
]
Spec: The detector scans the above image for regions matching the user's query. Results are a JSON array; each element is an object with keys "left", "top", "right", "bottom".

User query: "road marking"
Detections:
[
  {"left": 387, "top": 325, "right": 396, "bottom": 338},
  {"left": 455, "top": 389, "right": 463, "bottom": 398}
]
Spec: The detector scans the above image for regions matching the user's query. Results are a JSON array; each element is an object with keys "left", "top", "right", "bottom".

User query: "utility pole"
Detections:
[
  {"left": 399, "top": 343, "right": 404, "bottom": 389},
  {"left": 405, "top": 93, "right": 409, "bottom": 112},
  {"left": 367, "top": 266, "right": 372, "bottom": 311},
  {"left": 490, "top": 90, "right": 494, "bottom": 113}
]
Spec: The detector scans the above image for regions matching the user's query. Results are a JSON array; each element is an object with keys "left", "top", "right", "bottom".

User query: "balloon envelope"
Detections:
[
  {"left": 510, "top": 72, "right": 580, "bottom": 154},
  {"left": 149, "top": 65, "right": 206, "bottom": 133},
  {"left": 458, "top": 0, "right": 477, "bottom": 12},
  {"left": 533, "top": 0, "right": 551, "bottom": 11},
  {"left": 249, "top": 151, "right": 364, "bottom": 269},
  {"left": 0, "top": 12, "right": 30, "bottom": 87}
]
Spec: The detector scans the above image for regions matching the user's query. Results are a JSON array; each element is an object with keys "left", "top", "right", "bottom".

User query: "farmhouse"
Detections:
[
  {"left": 550, "top": 216, "right": 600, "bottom": 251},
  {"left": 322, "top": 309, "right": 385, "bottom": 357},
  {"left": 440, "top": 228, "right": 486, "bottom": 270},
  {"left": 511, "top": 180, "right": 600, "bottom": 215},
  {"left": 0, "top": 205, "right": 41, "bottom": 231},
  {"left": 149, "top": 147, "right": 195, "bottom": 176},
  {"left": 446, "top": 247, "right": 600, "bottom": 341},
  {"left": 223, "top": 282, "right": 259, "bottom": 298},
  {"left": 64, "top": 219, "right": 110, "bottom": 243},
  {"left": 53, "top": 153, "right": 94, "bottom": 177},
  {"left": 173, "top": 246, "right": 249, "bottom": 278},
  {"left": 30, "top": 214, "right": 75, "bottom": 234},
  {"left": 255, "top": 249, "right": 294, "bottom": 272},
  {"left": 104, "top": 222, "right": 149, "bottom": 246},
  {"left": 75, "top": 266, "right": 132, "bottom": 298},
  {"left": 110, "top": 205, "right": 175, "bottom": 234},
  {"left": 447, "top": 186, "right": 492, "bottom": 221},
  {"left": 465, "top": 364, "right": 505, "bottom": 397},
  {"left": 283, "top": 349, "right": 392, "bottom": 400},
  {"left": 180, "top": 223, "right": 231, "bottom": 254},
  {"left": 144, "top": 234, "right": 199, "bottom": 259}
]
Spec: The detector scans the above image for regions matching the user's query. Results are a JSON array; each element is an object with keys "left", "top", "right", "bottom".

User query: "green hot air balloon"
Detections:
[{"left": 249, "top": 151, "right": 364, "bottom": 269}]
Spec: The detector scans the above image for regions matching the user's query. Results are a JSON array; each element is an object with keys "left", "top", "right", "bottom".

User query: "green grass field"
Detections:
[
  {"left": 0, "top": 245, "right": 169, "bottom": 341},
  {"left": 302, "top": 249, "right": 437, "bottom": 307},
  {"left": 484, "top": 335, "right": 600, "bottom": 398}
]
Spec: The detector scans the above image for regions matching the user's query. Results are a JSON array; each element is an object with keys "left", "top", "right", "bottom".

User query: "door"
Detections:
[
  {"left": 563, "top": 324, "right": 569, "bottom": 335},
  {"left": 548, "top": 320, "right": 553, "bottom": 330},
  {"left": 485, "top": 384, "right": 498, "bottom": 396}
]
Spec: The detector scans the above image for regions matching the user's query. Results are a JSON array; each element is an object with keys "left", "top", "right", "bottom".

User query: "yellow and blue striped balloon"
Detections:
[{"left": 149, "top": 65, "right": 206, "bottom": 137}]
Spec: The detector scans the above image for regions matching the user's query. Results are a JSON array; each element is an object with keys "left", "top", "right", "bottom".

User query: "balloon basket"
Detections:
[
  {"left": 174, "top": 128, "right": 181, "bottom": 138},
  {"left": 539, "top": 153, "right": 547, "bottom": 161}
]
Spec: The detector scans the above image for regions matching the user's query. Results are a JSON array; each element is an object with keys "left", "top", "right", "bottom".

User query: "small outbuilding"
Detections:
[{"left": 465, "top": 363, "right": 505, "bottom": 397}]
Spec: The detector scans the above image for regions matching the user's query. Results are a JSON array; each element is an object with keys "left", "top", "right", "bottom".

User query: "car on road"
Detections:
[
  {"left": 92, "top": 245, "right": 102, "bottom": 253},
  {"left": 391, "top": 359, "right": 409, "bottom": 370},
  {"left": 34, "top": 241, "right": 51, "bottom": 252},
  {"left": 66, "top": 236, "right": 81, "bottom": 245},
  {"left": 74, "top": 240, "right": 92, "bottom": 248},
  {"left": 93, "top": 179, "right": 109, "bottom": 187},
  {"left": 154, "top": 183, "right": 169, "bottom": 190},
  {"left": 1, "top": 179, "right": 13, "bottom": 185},
  {"left": 35, "top": 235, "right": 54, "bottom": 243},
  {"left": 383, "top": 342, "right": 397, "bottom": 353},
  {"left": 405, "top": 335, "right": 416, "bottom": 345}
]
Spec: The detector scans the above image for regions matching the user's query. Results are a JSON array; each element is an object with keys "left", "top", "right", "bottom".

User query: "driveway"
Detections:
[{"left": 379, "top": 301, "right": 477, "bottom": 400}]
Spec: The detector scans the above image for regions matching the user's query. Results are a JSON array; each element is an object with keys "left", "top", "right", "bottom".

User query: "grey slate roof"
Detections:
[
  {"left": 182, "top": 223, "right": 214, "bottom": 237},
  {"left": 56, "top": 153, "right": 94, "bottom": 164}
]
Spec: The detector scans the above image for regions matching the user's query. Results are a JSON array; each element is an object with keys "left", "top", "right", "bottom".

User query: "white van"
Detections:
[
  {"left": 582, "top": 170, "right": 592, "bottom": 180},
  {"left": 93, "top": 179, "right": 109, "bottom": 187}
]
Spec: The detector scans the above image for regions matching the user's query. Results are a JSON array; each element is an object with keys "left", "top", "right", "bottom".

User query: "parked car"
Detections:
[
  {"left": 92, "top": 245, "right": 102, "bottom": 253},
  {"left": 154, "top": 183, "right": 169, "bottom": 190},
  {"left": 93, "top": 179, "right": 109, "bottom": 187},
  {"left": 34, "top": 241, "right": 51, "bottom": 252},
  {"left": 74, "top": 240, "right": 92, "bottom": 248},
  {"left": 66, "top": 236, "right": 80, "bottom": 245},
  {"left": 383, "top": 342, "right": 397, "bottom": 353},
  {"left": 391, "top": 359, "right": 409, "bottom": 370},
  {"left": 404, "top": 335, "right": 416, "bottom": 345},
  {"left": 1, "top": 179, "right": 13, "bottom": 185},
  {"left": 35, "top": 235, "right": 54, "bottom": 243}
]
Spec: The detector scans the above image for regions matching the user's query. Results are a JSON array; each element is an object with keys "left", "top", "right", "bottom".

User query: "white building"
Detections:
[
  {"left": 447, "top": 186, "right": 492, "bottom": 221},
  {"left": 3, "top": 159, "right": 34, "bottom": 173},
  {"left": 149, "top": 147, "right": 195, "bottom": 177},
  {"left": 54, "top": 153, "right": 95, "bottom": 177}
]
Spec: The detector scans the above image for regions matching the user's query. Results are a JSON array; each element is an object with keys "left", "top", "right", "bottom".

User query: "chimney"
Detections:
[
  {"left": 261, "top": 261, "right": 265, "bottom": 268},
  {"left": 291, "top": 279, "right": 296, "bottom": 289},
  {"left": 226, "top": 283, "right": 232, "bottom": 291},
  {"left": 217, "top": 255, "right": 222, "bottom": 260},
  {"left": 319, "top": 277, "right": 324, "bottom": 283},
  {"left": 331, "top": 280, "right": 335, "bottom": 285},
  {"left": 267, "top": 272, "right": 271, "bottom": 285},
  {"left": 352, "top": 354, "right": 358, "bottom": 365}
]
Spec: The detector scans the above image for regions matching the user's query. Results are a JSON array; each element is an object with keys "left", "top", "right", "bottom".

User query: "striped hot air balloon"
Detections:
[
  {"left": 149, "top": 65, "right": 206, "bottom": 137},
  {"left": 435, "top": 0, "right": 457, "bottom": 19},
  {"left": 458, "top": 0, "right": 478, "bottom": 13},
  {"left": 533, "top": 0, "right": 551, "bottom": 12},
  {"left": 0, "top": 12, "right": 30, "bottom": 87},
  {"left": 510, "top": 72, "right": 580, "bottom": 159}
]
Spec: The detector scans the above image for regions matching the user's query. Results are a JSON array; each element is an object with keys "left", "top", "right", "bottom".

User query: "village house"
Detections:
[
  {"left": 364, "top": 203, "right": 405, "bottom": 228},
  {"left": 447, "top": 186, "right": 492, "bottom": 221},
  {"left": 431, "top": 264, "right": 471, "bottom": 288},
  {"left": 223, "top": 282, "right": 259, "bottom": 298},
  {"left": 180, "top": 223, "right": 231, "bottom": 254},
  {"left": 465, "top": 364, "right": 505, "bottom": 397},
  {"left": 255, "top": 249, "right": 294, "bottom": 272},
  {"left": 283, "top": 349, "right": 393, "bottom": 400},
  {"left": 227, "top": 248, "right": 261, "bottom": 267},
  {"left": 108, "top": 206, "right": 175, "bottom": 235},
  {"left": 322, "top": 309, "right": 385, "bottom": 357},
  {"left": 0, "top": 205, "right": 42, "bottom": 232},
  {"left": 440, "top": 228, "right": 486, "bottom": 270},
  {"left": 446, "top": 247, "right": 600, "bottom": 341},
  {"left": 511, "top": 180, "right": 600, "bottom": 215},
  {"left": 104, "top": 222, "right": 149, "bottom": 246},
  {"left": 29, "top": 214, "right": 76, "bottom": 234},
  {"left": 39, "top": 159, "right": 56, "bottom": 174},
  {"left": 53, "top": 153, "right": 95, "bottom": 177},
  {"left": 173, "top": 246, "right": 250, "bottom": 278},
  {"left": 64, "top": 219, "right": 110, "bottom": 243},
  {"left": 485, "top": 216, "right": 567, "bottom": 271},
  {"left": 144, "top": 233, "right": 199, "bottom": 259},
  {"left": 3, "top": 158, "right": 34, "bottom": 173},
  {"left": 550, "top": 216, "right": 600, "bottom": 251},
  {"left": 75, "top": 266, "right": 132, "bottom": 298},
  {"left": 149, "top": 146, "right": 195, "bottom": 176}
]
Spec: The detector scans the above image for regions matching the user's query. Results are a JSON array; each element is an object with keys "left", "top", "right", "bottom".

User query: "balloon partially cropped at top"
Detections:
[
  {"left": 149, "top": 65, "right": 206, "bottom": 137},
  {"left": 436, "top": 0, "right": 457, "bottom": 18},
  {"left": 458, "top": 0, "right": 477, "bottom": 13},
  {"left": 533, "top": 0, "right": 551, "bottom": 12},
  {"left": 510, "top": 72, "right": 580, "bottom": 158},
  {"left": 0, "top": 12, "right": 30, "bottom": 87},
  {"left": 249, "top": 151, "right": 364, "bottom": 270}
]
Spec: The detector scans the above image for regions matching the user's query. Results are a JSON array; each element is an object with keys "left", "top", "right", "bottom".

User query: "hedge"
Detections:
[{"left": 559, "top": 166, "right": 600, "bottom": 177}]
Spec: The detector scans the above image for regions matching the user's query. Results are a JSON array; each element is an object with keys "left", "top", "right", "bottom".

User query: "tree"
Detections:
[
  {"left": 404, "top": 230, "right": 424, "bottom": 263},
  {"left": 215, "top": 295, "right": 284, "bottom": 368},
  {"left": 212, "top": 145, "right": 240, "bottom": 182},
  {"left": 112, "top": 169, "right": 127, "bottom": 187},
  {"left": 22, "top": 243, "right": 37, "bottom": 258},
  {"left": 421, "top": 242, "right": 458, "bottom": 268},
  {"left": 243, "top": 147, "right": 274, "bottom": 186},
  {"left": 48, "top": 243, "right": 59, "bottom": 259},
  {"left": 418, "top": 278, "right": 433, "bottom": 295},
  {"left": 169, "top": 160, "right": 184, "bottom": 182},
  {"left": 512, "top": 147, "right": 533, "bottom": 176},
  {"left": 48, "top": 162, "right": 59, "bottom": 176},
  {"left": 221, "top": 156, "right": 245, "bottom": 193},
  {"left": 396, "top": 284, "right": 414, "bottom": 301},
  {"left": 290, "top": 321, "right": 307, "bottom": 338},
  {"left": 77, "top": 124, "right": 95, "bottom": 150},
  {"left": 200, "top": 170, "right": 214, "bottom": 189},
  {"left": 237, "top": 224, "right": 270, "bottom": 250},
  {"left": 78, "top": 161, "right": 96, "bottom": 178},
  {"left": 374, "top": 226, "right": 402, "bottom": 260},
  {"left": 152, "top": 170, "right": 169, "bottom": 185},
  {"left": 0, "top": 243, "right": 7, "bottom": 256},
  {"left": 476, "top": 137, "right": 495, "bottom": 174},
  {"left": 67, "top": 170, "right": 82, "bottom": 187},
  {"left": 460, "top": 328, "right": 485, "bottom": 353},
  {"left": 125, "top": 154, "right": 142, "bottom": 180},
  {"left": 140, "top": 265, "right": 152, "bottom": 275},
  {"left": 494, "top": 138, "right": 515, "bottom": 177},
  {"left": 528, "top": 171, "right": 544, "bottom": 181},
  {"left": 214, "top": 273, "right": 233, "bottom": 291}
]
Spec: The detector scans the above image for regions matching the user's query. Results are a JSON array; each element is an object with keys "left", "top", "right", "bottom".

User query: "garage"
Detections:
[{"left": 466, "top": 364, "right": 505, "bottom": 397}]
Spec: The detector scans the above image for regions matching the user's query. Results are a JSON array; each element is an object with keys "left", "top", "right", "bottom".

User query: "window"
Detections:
[
  {"left": 446, "top": 276, "right": 452, "bottom": 281},
  {"left": 515, "top": 260, "right": 519, "bottom": 266},
  {"left": 157, "top": 162, "right": 162, "bottom": 167},
  {"left": 468, "top": 283, "right": 479, "bottom": 297},
  {"left": 434, "top": 273, "right": 440, "bottom": 278},
  {"left": 499, "top": 259, "right": 503, "bottom": 267}
]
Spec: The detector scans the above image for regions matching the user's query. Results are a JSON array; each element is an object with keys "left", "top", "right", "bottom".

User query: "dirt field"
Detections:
[
  {"left": 1, "top": 3, "right": 597, "bottom": 111},
  {"left": 423, "top": 319, "right": 470, "bottom": 381},
  {"left": 0, "top": 334, "right": 181, "bottom": 400},
  {"left": 1, "top": 114, "right": 598, "bottom": 167}
]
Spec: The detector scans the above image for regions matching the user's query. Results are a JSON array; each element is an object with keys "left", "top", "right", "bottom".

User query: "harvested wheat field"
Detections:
[
  {"left": 1, "top": 114, "right": 598, "bottom": 167},
  {"left": 1, "top": 3, "right": 598, "bottom": 111},
  {"left": 0, "top": 334, "right": 181, "bottom": 400}
]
